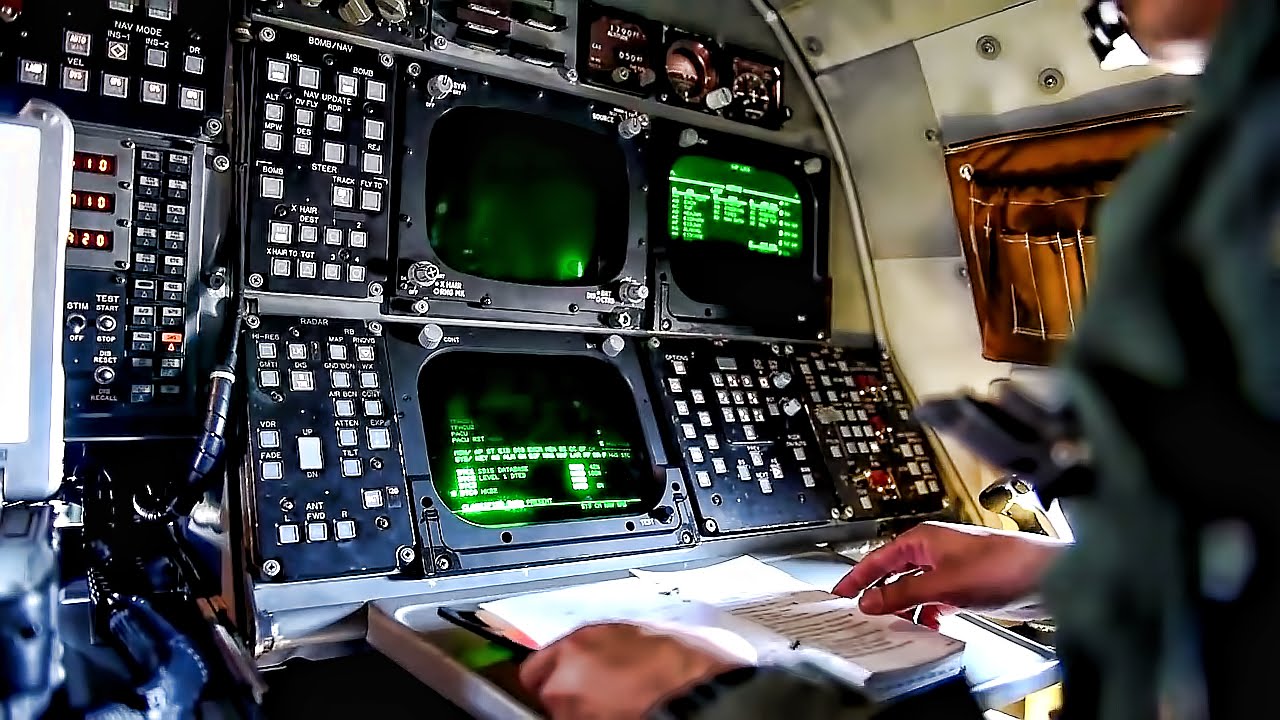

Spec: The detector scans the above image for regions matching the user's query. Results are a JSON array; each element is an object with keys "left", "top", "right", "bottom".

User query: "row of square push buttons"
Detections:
[
  {"left": 259, "top": 341, "right": 376, "bottom": 362},
  {"left": 265, "top": 60, "right": 388, "bottom": 103},
  {"left": 18, "top": 60, "right": 206, "bottom": 109},
  {"left": 259, "top": 176, "right": 383, "bottom": 213},
  {"left": 259, "top": 429, "right": 392, "bottom": 474},
  {"left": 258, "top": 368, "right": 380, "bottom": 390},
  {"left": 62, "top": 30, "right": 204, "bottom": 73},
  {"left": 263, "top": 103, "right": 385, "bottom": 139},
  {"left": 261, "top": 132, "right": 385, "bottom": 173},
  {"left": 277, "top": 519, "right": 358, "bottom": 544},
  {"left": 268, "top": 258, "right": 367, "bottom": 283},
  {"left": 269, "top": 223, "right": 368, "bottom": 248}
]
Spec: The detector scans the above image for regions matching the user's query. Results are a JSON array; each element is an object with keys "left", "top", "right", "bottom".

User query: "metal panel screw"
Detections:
[
  {"left": 435, "top": 555, "right": 452, "bottom": 570},
  {"left": 407, "top": 62, "right": 421, "bottom": 77},
  {"left": 205, "top": 118, "right": 225, "bottom": 137},
  {"left": 368, "top": 282, "right": 383, "bottom": 297},
  {"left": 704, "top": 518, "right": 719, "bottom": 534},
  {"left": 804, "top": 36, "right": 823, "bottom": 56},
  {"left": 976, "top": 35, "right": 1001, "bottom": 60},
  {"left": 379, "top": 52, "right": 394, "bottom": 68},
  {"left": 1039, "top": 68, "right": 1064, "bottom": 93},
  {"left": 259, "top": 26, "right": 277, "bottom": 43},
  {"left": 830, "top": 508, "right": 842, "bottom": 520},
  {"left": 564, "top": 68, "right": 579, "bottom": 84},
  {"left": 367, "top": 321, "right": 383, "bottom": 335},
  {"left": 397, "top": 546, "right": 417, "bottom": 564},
  {"left": 923, "top": 128, "right": 939, "bottom": 143},
  {"left": 262, "top": 559, "right": 281, "bottom": 578},
  {"left": 245, "top": 315, "right": 261, "bottom": 329},
  {"left": 248, "top": 274, "right": 264, "bottom": 288},
  {"left": 213, "top": 155, "right": 231, "bottom": 172},
  {"left": 431, "top": 34, "right": 448, "bottom": 51},
  {"left": 679, "top": 530, "right": 694, "bottom": 545},
  {"left": 412, "top": 299, "right": 430, "bottom": 315}
]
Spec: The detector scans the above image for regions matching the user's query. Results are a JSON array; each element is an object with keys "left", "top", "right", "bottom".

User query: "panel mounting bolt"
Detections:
[
  {"left": 397, "top": 546, "right": 416, "bottom": 564},
  {"left": 679, "top": 530, "right": 694, "bottom": 545},
  {"left": 830, "top": 508, "right": 842, "bottom": 520},
  {"left": 564, "top": 68, "right": 580, "bottom": 84},
  {"left": 262, "top": 559, "right": 282, "bottom": 578},
  {"left": 367, "top": 321, "right": 383, "bottom": 335},
  {"left": 379, "top": 52, "right": 394, "bottom": 68},
  {"left": 412, "top": 299, "right": 431, "bottom": 315},
  {"left": 245, "top": 315, "right": 261, "bottom": 329},
  {"left": 804, "top": 36, "right": 824, "bottom": 56},
  {"left": 842, "top": 506, "right": 856, "bottom": 520},
  {"left": 435, "top": 555, "right": 452, "bottom": 570},
  {"left": 205, "top": 118, "right": 225, "bottom": 137},
  {"left": 368, "top": 282, "right": 384, "bottom": 297},
  {"left": 431, "top": 34, "right": 448, "bottom": 51},
  {"left": 259, "top": 26, "right": 277, "bottom": 42},
  {"left": 407, "top": 62, "right": 422, "bottom": 77},
  {"left": 704, "top": 518, "right": 719, "bottom": 534},
  {"left": 647, "top": 337, "right": 661, "bottom": 349},
  {"left": 213, "top": 155, "right": 231, "bottom": 172},
  {"left": 248, "top": 274, "right": 264, "bottom": 288},
  {"left": 1038, "top": 68, "right": 1065, "bottom": 93},
  {"left": 976, "top": 35, "right": 1001, "bottom": 60}
]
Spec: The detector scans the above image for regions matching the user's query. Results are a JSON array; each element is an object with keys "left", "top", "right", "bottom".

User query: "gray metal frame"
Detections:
[{"left": 0, "top": 101, "right": 73, "bottom": 502}]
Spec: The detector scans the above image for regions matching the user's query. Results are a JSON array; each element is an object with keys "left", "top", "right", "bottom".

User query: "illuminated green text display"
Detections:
[
  {"left": 668, "top": 156, "right": 803, "bottom": 258},
  {"left": 423, "top": 353, "right": 650, "bottom": 527}
]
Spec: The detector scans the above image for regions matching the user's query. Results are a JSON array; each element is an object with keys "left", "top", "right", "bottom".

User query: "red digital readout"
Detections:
[
  {"left": 71, "top": 190, "right": 116, "bottom": 213},
  {"left": 73, "top": 151, "right": 118, "bottom": 176},
  {"left": 66, "top": 228, "right": 114, "bottom": 251}
]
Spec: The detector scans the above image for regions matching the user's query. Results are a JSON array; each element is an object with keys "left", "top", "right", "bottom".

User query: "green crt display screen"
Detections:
[
  {"left": 668, "top": 156, "right": 804, "bottom": 258},
  {"left": 425, "top": 107, "right": 630, "bottom": 286},
  {"left": 420, "top": 352, "right": 654, "bottom": 527}
]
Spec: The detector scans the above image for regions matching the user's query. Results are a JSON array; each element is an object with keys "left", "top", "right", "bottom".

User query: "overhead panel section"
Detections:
[{"left": 779, "top": 0, "right": 1028, "bottom": 73}]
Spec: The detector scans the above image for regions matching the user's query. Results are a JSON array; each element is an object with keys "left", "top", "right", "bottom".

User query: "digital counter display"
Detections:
[
  {"left": 421, "top": 352, "right": 653, "bottom": 527},
  {"left": 67, "top": 228, "right": 114, "bottom": 251},
  {"left": 73, "top": 151, "right": 118, "bottom": 176},
  {"left": 71, "top": 190, "right": 115, "bottom": 213},
  {"left": 669, "top": 156, "right": 803, "bottom": 258}
]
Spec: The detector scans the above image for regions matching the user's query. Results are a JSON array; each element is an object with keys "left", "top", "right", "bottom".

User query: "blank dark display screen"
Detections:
[
  {"left": 669, "top": 156, "right": 802, "bottom": 257},
  {"left": 421, "top": 352, "right": 654, "bottom": 527},
  {"left": 425, "top": 107, "right": 630, "bottom": 286}
]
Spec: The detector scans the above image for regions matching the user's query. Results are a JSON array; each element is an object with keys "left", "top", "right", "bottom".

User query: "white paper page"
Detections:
[
  {"left": 477, "top": 577, "right": 784, "bottom": 657},
  {"left": 632, "top": 556, "right": 963, "bottom": 679}
]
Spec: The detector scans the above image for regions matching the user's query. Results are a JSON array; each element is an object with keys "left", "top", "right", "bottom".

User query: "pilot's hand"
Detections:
[
  {"left": 519, "top": 623, "right": 747, "bottom": 720},
  {"left": 833, "top": 521, "right": 1068, "bottom": 621}
]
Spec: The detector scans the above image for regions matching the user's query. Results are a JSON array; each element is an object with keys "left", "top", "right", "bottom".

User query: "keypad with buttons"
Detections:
[
  {"left": 246, "top": 317, "right": 414, "bottom": 582},
  {"left": 63, "top": 135, "right": 204, "bottom": 440},
  {"left": 248, "top": 27, "right": 395, "bottom": 298},
  {"left": 794, "top": 348, "right": 946, "bottom": 518},
  {"left": 1, "top": 2, "right": 227, "bottom": 136},
  {"left": 647, "top": 341, "right": 835, "bottom": 533}
]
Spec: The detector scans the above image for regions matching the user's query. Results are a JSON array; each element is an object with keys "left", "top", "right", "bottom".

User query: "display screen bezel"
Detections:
[
  {"left": 650, "top": 121, "right": 831, "bottom": 340},
  {"left": 392, "top": 62, "right": 650, "bottom": 327},
  {"left": 386, "top": 325, "right": 694, "bottom": 571}
]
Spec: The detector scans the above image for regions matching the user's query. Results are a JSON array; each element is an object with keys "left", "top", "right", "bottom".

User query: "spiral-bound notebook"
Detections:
[{"left": 474, "top": 556, "right": 965, "bottom": 700}]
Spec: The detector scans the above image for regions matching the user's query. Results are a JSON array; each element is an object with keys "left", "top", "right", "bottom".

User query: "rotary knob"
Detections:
[
  {"left": 678, "top": 128, "right": 701, "bottom": 148},
  {"left": 782, "top": 398, "right": 803, "bottom": 417},
  {"left": 770, "top": 371, "right": 793, "bottom": 390},
  {"left": 66, "top": 314, "right": 87, "bottom": 334},
  {"left": 93, "top": 366, "right": 116, "bottom": 385},
  {"left": 601, "top": 334, "right": 626, "bottom": 358},
  {"left": 418, "top": 323, "right": 445, "bottom": 350},
  {"left": 705, "top": 87, "right": 734, "bottom": 111},
  {"left": 338, "top": 0, "right": 374, "bottom": 25},
  {"left": 375, "top": 0, "right": 408, "bottom": 23},
  {"left": 618, "top": 281, "right": 650, "bottom": 304},
  {"left": 426, "top": 74, "right": 455, "bottom": 101},
  {"left": 617, "top": 114, "right": 647, "bottom": 140}
]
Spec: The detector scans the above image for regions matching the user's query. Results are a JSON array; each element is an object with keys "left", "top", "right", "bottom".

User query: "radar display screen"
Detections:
[
  {"left": 669, "top": 156, "right": 802, "bottom": 258},
  {"left": 421, "top": 351, "right": 653, "bottom": 527},
  {"left": 425, "top": 107, "right": 630, "bottom": 287}
]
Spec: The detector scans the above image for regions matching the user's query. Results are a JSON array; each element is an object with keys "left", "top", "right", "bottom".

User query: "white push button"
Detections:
[
  {"left": 307, "top": 522, "right": 328, "bottom": 542},
  {"left": 278, "top": 524, "right": 300, "bottom": 544},
  {"left": 261, "top": 461, "right": 283, "bottom": 480},
  {"left": 341, "top": 458, "right": 363, "bottom": 477},
  {"left": 335, "top": 519, "right": 357, "bottom": 540},
  {"left": 297, "top": 436, "right": 323, "bottom": 470},
  {"left": 338, "top": 428, "right": 358, "bottom": 447},
  {"left": 362, "top": 489, "right": 384, "bottom": 509},
  {"left": 367, "top": 428, "right": 391, "bottom": 450},
  {"left": 334, "top": 399, "right": 355, "bottom": 417},
  {"left": 359, "top": 371, "right": 378, "bottom": 389},
  {"left": 259, "top": 430, "right": 281, "bottom": 449}
]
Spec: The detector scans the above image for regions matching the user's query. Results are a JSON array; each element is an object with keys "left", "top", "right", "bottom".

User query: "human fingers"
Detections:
[
  {"left": 859, "top": 570, "right": 955, "bottom": 615},
  {"left": 833, "top": 529, "right": 934, "bottom": 598},
  {"left": 519, "top": 638, "right": 565, "bottom": 696}
]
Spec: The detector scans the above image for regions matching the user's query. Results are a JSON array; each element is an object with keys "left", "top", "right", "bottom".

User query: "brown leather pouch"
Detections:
[{"left": 945, "top": 109, "right": 1182, "bottom": 365}]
